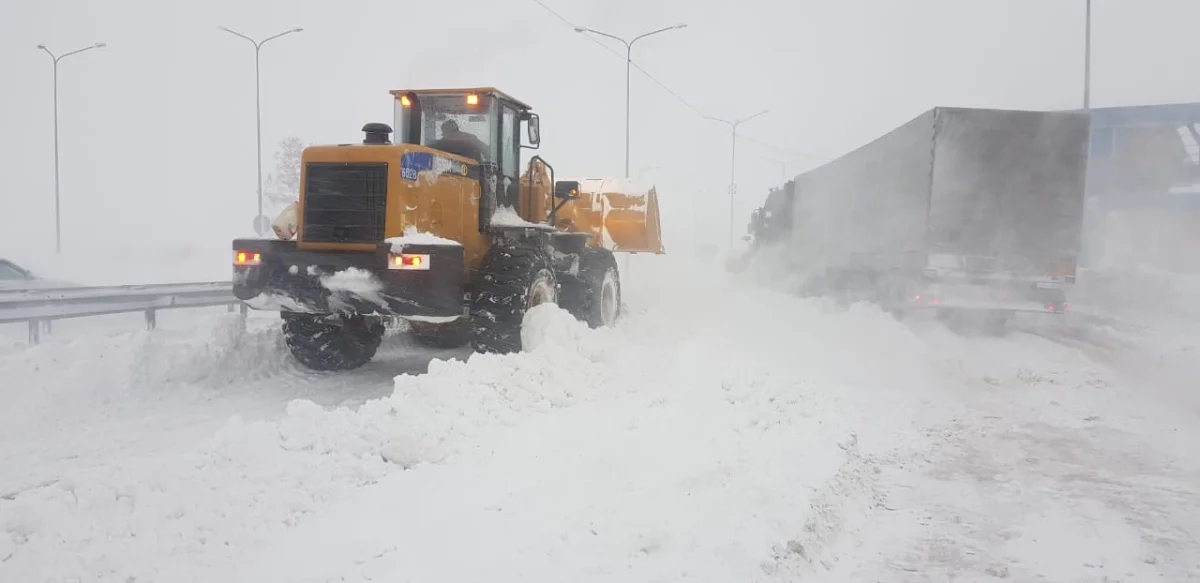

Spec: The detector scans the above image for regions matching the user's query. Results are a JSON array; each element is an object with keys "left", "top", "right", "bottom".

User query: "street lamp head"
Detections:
[
  {"left": 36, "top": 44, "right": 46, "bottom": 49},
  {"left": 673, "top": 23, "right": 688, "bottom": 29},
  {"left": 94, "top": 43, "right": 107, "bottom": 48},
  {"left": 291, "top": 27, "right": 304, "bottom": 33},
  {"left": 573, "top": 26, "right": 588, "bottom": 33}
]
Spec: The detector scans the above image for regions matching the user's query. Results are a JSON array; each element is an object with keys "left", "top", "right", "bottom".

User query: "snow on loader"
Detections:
[{"left": 231, "top": 87, "right": 665, "bottom": 370}]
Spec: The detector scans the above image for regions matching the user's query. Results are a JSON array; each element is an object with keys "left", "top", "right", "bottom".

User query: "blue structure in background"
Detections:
[
  {"left": 1083, "top": 101, "right": 1200, "bottom": 202},
  {"left": 1078, "top": 101, "right": 1200, "bottom": 269}
]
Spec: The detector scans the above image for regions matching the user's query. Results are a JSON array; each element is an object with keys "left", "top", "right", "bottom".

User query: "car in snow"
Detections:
[{"left": 0, "top": 258, "right": 76, "bottom": 292}]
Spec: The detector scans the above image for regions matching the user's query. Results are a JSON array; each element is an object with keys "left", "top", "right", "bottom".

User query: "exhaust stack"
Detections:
[{"left": 362, "top": 122, "right": 392, "bottom": 145}]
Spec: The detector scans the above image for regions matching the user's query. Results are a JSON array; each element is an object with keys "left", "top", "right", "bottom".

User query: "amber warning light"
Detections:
[
  {"left": 466, "top": 93, "right": 479, "bottom": 105},
  {"left": 234, "top": 250, "right": 261, "bottom": 266},
  {"left": 389, "top": 253, "right": 430, "bottom": 270}
]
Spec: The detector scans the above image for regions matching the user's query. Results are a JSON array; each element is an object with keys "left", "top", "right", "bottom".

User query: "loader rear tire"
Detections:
[
  {"left": 281, "top": 312, "right": 384, "bottom": 371},
  {"left": 408, "top": 318, "right": 470, "bottom": 349},
  {"left": 469, "top": 244, "right": 558, "bottom": 354},
  {"left": 559, "top": 247, "right": 621, "bottom": 328}
]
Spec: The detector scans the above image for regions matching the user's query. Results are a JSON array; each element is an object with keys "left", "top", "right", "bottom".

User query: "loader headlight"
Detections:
[
  {"left": 389, "top": 253, "right": 430, "bottom": 270},
  {"left": 234, "top": 250, "right": 262, "bottom": 266}
]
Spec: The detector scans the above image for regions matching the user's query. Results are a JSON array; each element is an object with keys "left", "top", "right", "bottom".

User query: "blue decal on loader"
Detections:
[{"left": 401, "top": 152, "right": 434, "bottom": 181}]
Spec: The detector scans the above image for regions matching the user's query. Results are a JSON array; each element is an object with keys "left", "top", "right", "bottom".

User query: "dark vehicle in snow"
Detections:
[{"left": 743, "top": 106, "right": 1092, "bottom": 333}]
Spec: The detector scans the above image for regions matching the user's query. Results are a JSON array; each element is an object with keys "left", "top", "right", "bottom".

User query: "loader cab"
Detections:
[{"left": 390, "top": 88, "right": 541, "bottom": 187}]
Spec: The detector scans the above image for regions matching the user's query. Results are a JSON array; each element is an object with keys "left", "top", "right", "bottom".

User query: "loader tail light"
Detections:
[
  {"left": 389, "top": 253, "right": 430, "bottom": 270},
  {"left": 234, "top": 250, "right": 262, "bottom": 266}
]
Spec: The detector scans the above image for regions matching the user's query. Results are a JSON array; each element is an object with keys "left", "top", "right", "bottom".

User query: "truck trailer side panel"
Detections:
[
  {"left": 788, "top": 109, "right": 936, "bottom": 274},
  {"left": 927, "top": 108, "right": 1091, "bottom": 279},
  {"left": 786, "top": 107, "right": 1089, "bottom": 282}
]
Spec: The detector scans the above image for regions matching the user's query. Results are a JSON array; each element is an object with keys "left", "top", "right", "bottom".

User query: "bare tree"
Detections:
[{"left": 266, "top": 136, "right": 306, "bottom": 208}]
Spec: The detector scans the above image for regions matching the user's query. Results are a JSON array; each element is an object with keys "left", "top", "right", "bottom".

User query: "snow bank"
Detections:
[
  {"left": 2, "top": 268, "right": 886, "bottom": 582},
  {"left": 223, "top": 299, "right": 862, "bottom": 582},
  {"left": 384, "top": 226, "right": 462, "bottom": 251},
  {"left": 22, "top": 249, "right": 1169, "bottom": 582},
  {"left": 0, "top": 312, "right": 294, "bottom": 498}
]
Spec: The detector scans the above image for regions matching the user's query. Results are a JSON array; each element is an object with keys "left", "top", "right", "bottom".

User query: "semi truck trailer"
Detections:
[{"left": 745, "top": 106, "right": 1092, "bottom": 332}]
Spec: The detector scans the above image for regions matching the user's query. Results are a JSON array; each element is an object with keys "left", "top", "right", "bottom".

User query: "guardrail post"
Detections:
[
  {"left": 28, "top": 320, "right": 41, "bottom": 344},
  {"left": 239, "top": 303, "right": 248, "bottom": 318},
  {"left": 144, "top": 309, "right": 157, "bottom": 331}
]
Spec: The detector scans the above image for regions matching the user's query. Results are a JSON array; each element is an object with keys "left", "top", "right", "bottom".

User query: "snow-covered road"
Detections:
[{"left": 1, "top": 257, "right": 1197, "bottom": 582}]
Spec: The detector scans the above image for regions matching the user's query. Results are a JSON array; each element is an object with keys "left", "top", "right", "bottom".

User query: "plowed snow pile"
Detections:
[
  {"left": 0, "top": 263, "right": 919, "bottom": 582},
  {"left": 2, "top": 257, "right": 1198, "bottom": 582}
]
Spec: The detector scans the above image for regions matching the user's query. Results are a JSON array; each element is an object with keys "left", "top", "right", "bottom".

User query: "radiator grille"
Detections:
[{"left": 301, "top": 162, "right": 388, "bottom": 244}]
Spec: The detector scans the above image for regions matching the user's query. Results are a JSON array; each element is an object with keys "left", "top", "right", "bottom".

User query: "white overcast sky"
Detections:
[{"left": 3, "top": 0, "right": 1200, "bottom": 262}]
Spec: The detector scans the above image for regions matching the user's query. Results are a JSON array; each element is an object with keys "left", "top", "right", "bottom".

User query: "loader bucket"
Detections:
[
  {"left": 603, "top": 188, "right": 664, "bottom": 254},
  {"left": 569, "top": 179, "right": 665, "bottom": 255}
]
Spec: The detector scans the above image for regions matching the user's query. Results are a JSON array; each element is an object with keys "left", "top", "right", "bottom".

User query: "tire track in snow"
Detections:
[{"left": 794, "top": 317, "right": 1200, "bottom": 582}]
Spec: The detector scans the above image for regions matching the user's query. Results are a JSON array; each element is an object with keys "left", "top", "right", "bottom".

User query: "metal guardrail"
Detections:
[{"left": 0, "top": 282, "right": 242, "bottom": 344}]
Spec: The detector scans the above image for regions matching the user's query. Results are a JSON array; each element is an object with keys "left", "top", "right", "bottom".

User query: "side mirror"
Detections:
[
  {"left": 526, "top": 113, "right": 541, "bottom": 147},
  {"left": 554, "top": 180, "right": 580, "bottom": 200}
]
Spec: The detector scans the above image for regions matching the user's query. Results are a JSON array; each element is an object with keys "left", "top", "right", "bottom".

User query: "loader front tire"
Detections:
[
  {"left": 469, "top": 244, "right": 558, "bottom": 354},
  {"left": 559, "top": 247, "right": 621, "bottom": 328},
  {"left": 281, "top": 312, "right": 384, "bottom": 371}
]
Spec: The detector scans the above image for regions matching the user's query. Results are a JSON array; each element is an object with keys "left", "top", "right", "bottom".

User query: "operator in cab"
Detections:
[{"left": 430, "top": 119, "right": 489, "bottom": 162}]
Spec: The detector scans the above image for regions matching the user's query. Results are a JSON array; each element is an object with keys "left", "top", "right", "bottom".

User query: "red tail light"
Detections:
[
  {"left": 388, "top": 253, "right": 431, "bottom": 271},
  {"left": 233, "top": 250, "right": 262, "bottom": 266}
]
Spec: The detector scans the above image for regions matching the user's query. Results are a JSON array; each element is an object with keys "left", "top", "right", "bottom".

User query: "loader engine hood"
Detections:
[{"left": 294, "top": 134, "right": 478, "bottom": 250}]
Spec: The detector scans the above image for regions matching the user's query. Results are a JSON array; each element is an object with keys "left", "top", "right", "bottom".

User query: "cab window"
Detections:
[{"left": 414, "top": 93, "right": 498, "bottom": 163}]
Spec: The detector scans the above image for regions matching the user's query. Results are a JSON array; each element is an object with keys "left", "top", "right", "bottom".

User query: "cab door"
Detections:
[{"left": 497, "top": 102, "right": 522, "bottom": 214}]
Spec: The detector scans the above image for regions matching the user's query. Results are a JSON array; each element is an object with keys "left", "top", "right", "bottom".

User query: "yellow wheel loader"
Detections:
[{"left": 231, "top": 87, "right": 664, "bottom": 371}]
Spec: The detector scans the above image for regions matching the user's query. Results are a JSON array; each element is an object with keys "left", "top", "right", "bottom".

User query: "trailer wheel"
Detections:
[
  {"left": 469, "top": 244, "right": 558, "bottom": 354},
  {"left": 982, "top": 310, "right": 1012, "bottom": 337},
  {"left": 559, "top": 247, "right": 622, "bottom": 328},
  {"left": 408, "top": 318, "right": 470, "bottom": 349},
  {"left": 281, "top": 312, "right": 384, "bottom": 371}
]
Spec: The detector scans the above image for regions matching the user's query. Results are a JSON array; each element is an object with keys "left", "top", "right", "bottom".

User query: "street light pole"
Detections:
[
  {"left": 761, "top": 156, "right": 788, "bottom": 184},
  {"left": 219, "top": 26, "right": 303, "bottom": 234},
  {"left": 1083, "top": 0, "right": 1092, "bottom": 110},
  {"left": 706, "top": 109, "right": 769, "bottom": 247},
  {"left": 37, "top": 42, "right": 106, "bottom": 254},
  {"left": 574, "top": 23, "right": 687, "bottom": 178}
]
